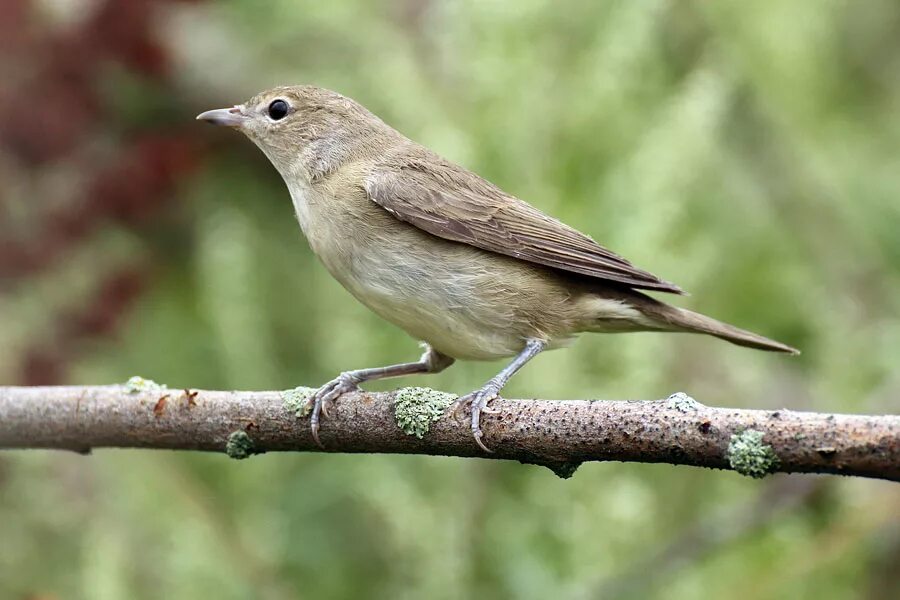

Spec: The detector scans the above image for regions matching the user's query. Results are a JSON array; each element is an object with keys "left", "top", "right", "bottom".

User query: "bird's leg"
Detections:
[
  {"left": 451, "top": 338, "right": 547, "bottom": 452},
  {"left": 308, "top": 344, "right": 454, "bottom": 448}
]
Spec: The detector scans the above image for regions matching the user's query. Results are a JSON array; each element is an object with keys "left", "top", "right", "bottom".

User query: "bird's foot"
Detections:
[
  {"left": 306, "top": 372, "right": 361, "bottom": 448},
  {"left": 450, "top": 379, "right": 504, "bottom": 453}
]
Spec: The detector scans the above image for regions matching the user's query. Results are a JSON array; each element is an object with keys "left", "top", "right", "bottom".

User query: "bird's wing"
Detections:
[{"left": 364, "top": 154, "right": 685, "bottom": 294}]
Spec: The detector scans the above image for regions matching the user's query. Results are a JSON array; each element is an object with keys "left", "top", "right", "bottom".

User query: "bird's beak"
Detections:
[{"left": 196, "top": 105, "right": 246, "bottom": 128}]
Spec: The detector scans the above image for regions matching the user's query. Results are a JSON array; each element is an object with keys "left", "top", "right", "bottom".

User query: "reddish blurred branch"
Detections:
[
  {"left": 0, "top": 0, "right": 209, "bottom": 384},
  {"left": 0, "top": 386, "right": 897, "bottom": 481}
]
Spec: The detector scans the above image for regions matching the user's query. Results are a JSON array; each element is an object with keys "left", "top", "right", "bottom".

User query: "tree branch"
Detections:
[{"left": 0, "top": 384, "right": 897, "bottom": 481}]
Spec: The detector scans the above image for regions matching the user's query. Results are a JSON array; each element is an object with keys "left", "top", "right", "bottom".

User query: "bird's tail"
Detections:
[{"left": 658, "top": 304, "right": 799, "bottom": 354}]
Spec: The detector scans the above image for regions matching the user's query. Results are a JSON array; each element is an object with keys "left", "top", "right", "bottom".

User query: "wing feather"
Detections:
[{"left": 364, "top": 152, "right": 684, "bottom": 294}]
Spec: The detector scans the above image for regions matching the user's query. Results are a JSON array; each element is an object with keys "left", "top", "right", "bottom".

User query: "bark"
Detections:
[{"left": 0, "top": 385, "right": 897, "bottom": 481}]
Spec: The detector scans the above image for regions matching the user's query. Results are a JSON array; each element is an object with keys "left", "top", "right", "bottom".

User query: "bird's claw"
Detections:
[
  {"left": 450, "top": 380, "right": 502, "bottom": 453},
  {"left": 307, "top": 372, "right": 361, "bottom": 449}
]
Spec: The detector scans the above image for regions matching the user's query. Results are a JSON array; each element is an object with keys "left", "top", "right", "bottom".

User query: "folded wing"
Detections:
[{"left": 364, "top": 151, "right": 685, "bottom": 294}]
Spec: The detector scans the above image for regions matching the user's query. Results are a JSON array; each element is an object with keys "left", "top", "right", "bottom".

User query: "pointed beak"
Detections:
[{"left": 196, "top": 106, "right": 246, "bottom": 128}]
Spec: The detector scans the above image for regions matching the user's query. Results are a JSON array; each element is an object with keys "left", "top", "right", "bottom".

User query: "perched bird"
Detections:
[{"left": 197, "top": 85, "right": 797, "bottom": 451}]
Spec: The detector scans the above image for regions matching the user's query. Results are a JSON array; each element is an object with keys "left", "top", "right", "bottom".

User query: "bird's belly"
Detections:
[
  {"left": 289, "top": 183, "right": 579, "bottom": 360},
  {"left": 334, "top": 246, "right": 535, "bottom": 360},
  {"left": 317, "top": 230, "right": 580, "bottom": 360}
]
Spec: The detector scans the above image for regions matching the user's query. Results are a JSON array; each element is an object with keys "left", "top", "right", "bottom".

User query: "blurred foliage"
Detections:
[{"left": 2, "top": 0, "right": 900, "bottom": 598}]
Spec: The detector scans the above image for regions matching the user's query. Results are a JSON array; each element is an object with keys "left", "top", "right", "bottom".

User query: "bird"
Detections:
[{"left": 197, "top": 85, "right": 797, "bottom": 452}]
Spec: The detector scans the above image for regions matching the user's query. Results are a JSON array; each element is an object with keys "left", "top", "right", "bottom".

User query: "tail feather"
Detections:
[{"left": 664, "top": 306, "right": 799, "bottom": 354}]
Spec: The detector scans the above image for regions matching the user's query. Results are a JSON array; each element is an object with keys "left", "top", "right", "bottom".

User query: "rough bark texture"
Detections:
[{"left": 0, "top": 385, "right": 897, "bottom": 481}]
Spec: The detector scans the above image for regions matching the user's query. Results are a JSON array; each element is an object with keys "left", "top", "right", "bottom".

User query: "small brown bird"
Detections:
[{"left": 197, "top": 85, "right": 797, "bottom": 451}]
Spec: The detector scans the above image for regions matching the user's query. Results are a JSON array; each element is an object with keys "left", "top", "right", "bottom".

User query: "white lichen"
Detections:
[
  {"left": 666, "top": 392, "right": 701, "bottom": 412},
  {"left": 124, "top": 376, "right": 167, "bottom": 394}
]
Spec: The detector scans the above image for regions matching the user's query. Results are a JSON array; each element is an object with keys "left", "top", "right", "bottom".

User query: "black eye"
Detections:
[{"left": 267, "top": 99, "right": 289, "bottom": 120}]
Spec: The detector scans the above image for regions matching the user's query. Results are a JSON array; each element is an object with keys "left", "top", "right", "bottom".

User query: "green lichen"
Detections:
[
  {"left": 225, "top": 430, "right": 257, "bottom": 460},
  {"left": 727, "top": 429, "right": 780, "bottom": 479},
  {"left": 394, "top": 387, "right": 457, "bottom": 438},
  {"left": 281, "top": 386, "right": 316, "bottom": 418},
  {"left": 124, "top": 376, "right": 167, "bottom": 394},
  {"left": 666, "top": 392, "right": 701, "bottom": 412}
]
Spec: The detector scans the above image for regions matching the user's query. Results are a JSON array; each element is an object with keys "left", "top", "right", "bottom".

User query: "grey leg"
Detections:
[
  {"left": 453, "top": 338, "right": 547, "bottom": 452},
  {"left": 308, "top": 345, "right": 454, "bottom": 448}
]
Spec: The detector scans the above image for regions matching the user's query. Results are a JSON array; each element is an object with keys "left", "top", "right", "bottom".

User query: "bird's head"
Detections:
[{"left": 197, "top": 85, "right": 390, "bottom": 180}]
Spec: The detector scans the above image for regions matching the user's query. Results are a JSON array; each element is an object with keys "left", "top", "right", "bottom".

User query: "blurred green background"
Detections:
[{"left": 2, "top": 1, "right": 899, "bottom": 598}]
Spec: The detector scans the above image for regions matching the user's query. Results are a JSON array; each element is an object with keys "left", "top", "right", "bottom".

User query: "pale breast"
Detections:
[{"left": 286, "top": 178, "right": 581, "bottom": 360}]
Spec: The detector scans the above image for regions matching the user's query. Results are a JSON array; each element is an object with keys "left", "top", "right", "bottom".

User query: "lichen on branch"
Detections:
[
  {"left": 393, "top": 387, "right": 457, "bottom": 438},
  {"left": 0, "top": 385, "right": 897, "bottom": 482},
  {"left": 727, "top": 429, "right": 780, "bottom": 479}
]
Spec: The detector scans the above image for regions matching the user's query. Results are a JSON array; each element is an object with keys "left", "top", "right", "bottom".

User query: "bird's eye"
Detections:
[{"left": 267, "top": 99, "right": 289, "bottom": 120}]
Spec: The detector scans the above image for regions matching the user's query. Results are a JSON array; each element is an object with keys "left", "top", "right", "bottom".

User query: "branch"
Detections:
[{"left": 0, "top": 383, "right": 897, "bottom": 481}]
